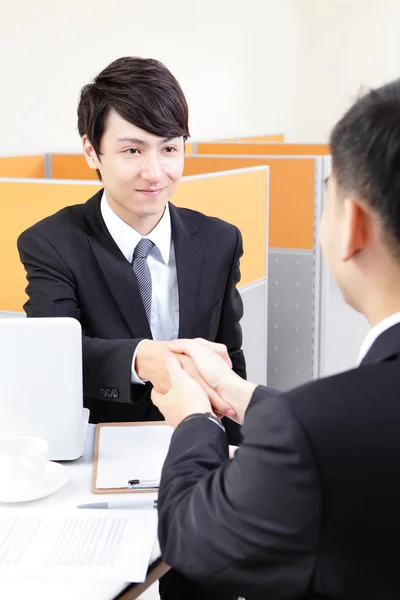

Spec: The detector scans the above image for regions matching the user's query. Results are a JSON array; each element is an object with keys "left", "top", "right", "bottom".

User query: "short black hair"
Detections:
[
  {"left": 77, "top": 56, "right": 190, "bottom": 158},
  {"left": 330, "top": 79, "right": 400, "bottom": 256}
]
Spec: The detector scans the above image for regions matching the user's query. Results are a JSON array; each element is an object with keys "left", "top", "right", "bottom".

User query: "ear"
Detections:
[
  {"left": 82, "top": 135, "right": 100, "bottom": 171},
  {"left": 340, "top": 197, "right": 368, "bottom": 262}
]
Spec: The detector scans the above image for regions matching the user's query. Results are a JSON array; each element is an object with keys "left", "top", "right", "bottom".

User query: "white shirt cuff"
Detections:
[{"left": 131, "top": 340, "right": 150, "bottom": 384}]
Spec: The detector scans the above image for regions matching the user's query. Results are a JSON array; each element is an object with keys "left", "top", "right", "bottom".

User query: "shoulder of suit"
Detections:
[
  {"left": 280, "top": 359, "right": 400, "bottom": 425},
  {"left": 176, "top": 206, "right": 239, "bottom": 236},
  {"left": 19, "top": 202, "right": 84, "bottom": 239}
]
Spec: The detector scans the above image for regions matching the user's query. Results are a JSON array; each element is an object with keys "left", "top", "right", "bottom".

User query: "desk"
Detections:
[{"left": 0, "top": 425, "right": 166, "bottom": 600}]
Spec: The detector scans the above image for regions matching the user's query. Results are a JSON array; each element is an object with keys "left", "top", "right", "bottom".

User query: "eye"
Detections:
[
  {"left": 163, "top": 146, "right": 177, "bottom": 154},
  {"left": 124, "top": 148, "right": 140, "bottom": 155}
]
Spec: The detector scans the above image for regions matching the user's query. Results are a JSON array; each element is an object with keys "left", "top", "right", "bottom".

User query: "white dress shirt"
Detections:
[
  {"left": 100, "top": 193, "right": 179, "bottom": 383},
  {"left": 358, "top": 312, "right": 400, "bottom": 364}
]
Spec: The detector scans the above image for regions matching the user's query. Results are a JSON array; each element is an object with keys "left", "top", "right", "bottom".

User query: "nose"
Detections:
[{"left": 141, "top": 151, "right": 163, "bottom": 183}]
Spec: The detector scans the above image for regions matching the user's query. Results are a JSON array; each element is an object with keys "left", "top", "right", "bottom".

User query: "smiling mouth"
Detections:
[{"left": 136, "top": 187, "right": 167, "bottom": 195}]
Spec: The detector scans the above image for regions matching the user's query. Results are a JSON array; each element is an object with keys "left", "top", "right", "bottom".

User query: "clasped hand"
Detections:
[{"left": 149, "top": 338, "right": 256, "bottom": 428}]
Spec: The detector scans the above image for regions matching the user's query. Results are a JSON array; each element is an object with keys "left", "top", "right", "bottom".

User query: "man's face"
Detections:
[{"left": 83, "top": 111, "right": 185, "bottom": 223}]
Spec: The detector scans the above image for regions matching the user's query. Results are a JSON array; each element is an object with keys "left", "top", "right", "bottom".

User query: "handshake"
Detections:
[{"left": 135, "top": 339, "right": 256, "bottom": 428}]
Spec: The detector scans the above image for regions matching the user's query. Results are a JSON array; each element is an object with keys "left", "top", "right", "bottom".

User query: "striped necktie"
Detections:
[{"left": 131, "top": 238, "right": 154, "bottom": 325}]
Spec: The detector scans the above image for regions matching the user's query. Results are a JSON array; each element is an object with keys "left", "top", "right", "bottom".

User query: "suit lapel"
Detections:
[
  {"left": 82, "top": 191, "right": 152, "bottom": 339},
  {"left": 169, "top": 204, "right": 203, "bottom": 339}
]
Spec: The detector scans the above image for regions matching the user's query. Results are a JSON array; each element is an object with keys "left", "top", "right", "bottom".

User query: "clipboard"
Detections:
[{"left": 92, "top": 421, "right": 173, "bottom": 494}]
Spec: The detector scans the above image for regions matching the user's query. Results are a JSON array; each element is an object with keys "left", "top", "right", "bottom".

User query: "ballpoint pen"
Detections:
[
  {"left": 128, "top": 478, "right": 160, "bottom": 489},
  {"left": 77, "top": 499, "right": 158, "bottom": 509}
]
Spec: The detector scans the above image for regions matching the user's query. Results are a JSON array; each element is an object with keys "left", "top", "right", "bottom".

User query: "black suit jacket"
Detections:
[
  {"left": 158, "top": 323, "right": 400, "bottom": 599},
  {"left": 17, "top": 190, "right": 246, "bottom": 432}
]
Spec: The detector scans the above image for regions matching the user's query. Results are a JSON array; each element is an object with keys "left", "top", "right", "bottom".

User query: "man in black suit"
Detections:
[
  {"left": 18, "top": 57, "right": 244, "bottom": 600},
  {"left": 152, "top": 79, "right": 400, "bottom": 598},
  {"left": 17, "top": 57, "right": 244, "bottom": 435}
]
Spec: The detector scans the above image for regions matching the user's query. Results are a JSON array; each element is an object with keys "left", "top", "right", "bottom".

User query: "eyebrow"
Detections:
[{"left": 117, "top": 136, "right": 177, "bottom": 146}]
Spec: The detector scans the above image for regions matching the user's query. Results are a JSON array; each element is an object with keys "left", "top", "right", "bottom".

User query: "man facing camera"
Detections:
[
  {"left": 18, "top": 57, "right": 245, "bottom": 441},
  {"left": 153, "top": 79, "right": 400, "bottom": 599}
]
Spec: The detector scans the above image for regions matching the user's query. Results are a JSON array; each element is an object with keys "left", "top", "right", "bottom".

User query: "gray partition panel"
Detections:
[
  {"left": 267, "top": 249, "right": 314, "bottom": 391},
  {"left": 317, "top": 156, "right": 369, "bottom": 377},
  {"left": 44, "top": 153, "right": 52, "bottom": 178},
  {"left": 239, "top": 278, "right": 267, "bottom": 385}
]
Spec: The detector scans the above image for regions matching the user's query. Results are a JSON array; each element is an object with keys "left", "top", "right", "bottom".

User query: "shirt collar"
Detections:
[
  {"left": 358, "top": 312, "right": 400, "bottom": 364},
  {"left": 100, "top": 191, "right": 171, "bottom": 265}
]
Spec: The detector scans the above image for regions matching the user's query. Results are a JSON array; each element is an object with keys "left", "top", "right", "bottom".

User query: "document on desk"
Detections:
[
  {"left": 94, "top": 423, "right": 174, "bottom": 491},
  {"left": 0, "top": 508, "right": 157, "bottom": 582}
]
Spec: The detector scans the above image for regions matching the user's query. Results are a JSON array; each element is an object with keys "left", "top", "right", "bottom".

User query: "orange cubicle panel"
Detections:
[
  {"left": 195, "top": 142, "right": 329, "bottom": 156},
  {"left": 183, "top": 155, "right": 315, "bottom": 250},
  {"left": 0, "top": 156, "right": 45, "bottom": 178},
  {"left": 51, "top": 154, "right": 97, "bottom": 180},
  {"left": 1, "top": 167, "right": 268, "bottom": 311},
  {"left": 240, "top": 134, "right": 284, "bottom": 142},
  {"left": 209, "top": 134, "right": 284, "bottom": 143}
]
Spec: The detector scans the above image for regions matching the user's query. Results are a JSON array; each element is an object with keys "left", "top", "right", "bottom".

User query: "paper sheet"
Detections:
[
  {"left": 96, "top": 425, "right": 173, "bottom": 489},
  {"left": 0, "top": 508, "right": 157, "bottom": 582}
]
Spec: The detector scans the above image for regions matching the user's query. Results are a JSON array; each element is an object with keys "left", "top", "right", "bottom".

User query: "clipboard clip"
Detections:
[{"left": 128, "top": 478, "right": 160, "bottom": 490}]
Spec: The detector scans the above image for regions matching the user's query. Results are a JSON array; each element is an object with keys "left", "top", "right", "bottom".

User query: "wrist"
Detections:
[
  {"left": 136, "top": 340, "right": 166, "bottom": 381},
  {"left": 217, "top": 378, "right": 257, "bottom": 421},
  {"left": 181, "top": 412, "right": 225, "bottom": 432}
]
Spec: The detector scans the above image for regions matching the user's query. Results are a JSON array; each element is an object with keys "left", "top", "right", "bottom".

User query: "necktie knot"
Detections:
[{"left": 133, "top": 238, "right": 154, "bottom": 260}]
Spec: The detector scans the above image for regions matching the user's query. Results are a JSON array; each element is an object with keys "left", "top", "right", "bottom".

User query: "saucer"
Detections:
[{"left": 0, "top": 461, "right": 69, "bottom": 503}]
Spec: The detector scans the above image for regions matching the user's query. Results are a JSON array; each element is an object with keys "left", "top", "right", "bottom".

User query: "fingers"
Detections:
[
  {"left": 164, "top": 351, "right": 185, "bottom": 385},
  {"left": 150, "top": 387, "right": 163, "bottom": 408},
  {"left": 169, "top": 339, "right": 232, "bottom": 368},
  {"left": 169, "top": 340, "right": 231, "bottom": 375},
  {"left": 194, "top": 338, "right": 232, "bottom": 367},
  {"left": 206, "top": 387, "right": 236, "bottom": 418}
]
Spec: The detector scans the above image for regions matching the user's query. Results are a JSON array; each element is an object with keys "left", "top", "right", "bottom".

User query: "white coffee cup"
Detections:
[{"left": 0, "top": 437, "right": 48, "bottom": 494}]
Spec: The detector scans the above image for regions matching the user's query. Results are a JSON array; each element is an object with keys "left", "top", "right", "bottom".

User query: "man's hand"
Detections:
[
  {"left": 151, "top": 352, "right": 212, "bottom": 428},
  {"left": 168, "top": 339, "right": 257, "bottom": 424},
  {"left": 136, "top": 339, "right": 236, "bottom": 419}
]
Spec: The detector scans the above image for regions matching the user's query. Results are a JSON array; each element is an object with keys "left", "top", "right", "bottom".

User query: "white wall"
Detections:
[
  {"left": 0, "top": 0, "right": 297, "bottom": 155},
  {"left": 290, "top": 0, "right": 400, "bottom": 142}
]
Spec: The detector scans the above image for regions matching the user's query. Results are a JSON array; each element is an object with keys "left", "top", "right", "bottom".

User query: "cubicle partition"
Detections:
[
  {"left": 182, "top": 154, "right": 319, "bottom": 390},
  {"left": 183, "top": 153, "right": 369, "bottom": 385},
  {"left": 0, "top": 166, "right": 269, "bottom": 384},
  {"left": 194, "top": 142, "right": 330, "bottom": 156},
  {"left": 48, "top": 154, "right": 96, "bottom": 180},
  {"left": 0, "top": 155, "right": 45, "bottom": 178},
  {"left": 193, "top": 134, "right": 285, "bottom": 146},
  {"left": 317, "top": 156, "right": 369, "bottom": 378}
]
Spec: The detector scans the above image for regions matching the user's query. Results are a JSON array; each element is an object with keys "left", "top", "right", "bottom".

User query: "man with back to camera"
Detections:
[
  {"left": 17, "top": 56, "right": 245, "bottom": 599},
  {"left": 151, "top": 79, "right": 400, "bottom": 598}
]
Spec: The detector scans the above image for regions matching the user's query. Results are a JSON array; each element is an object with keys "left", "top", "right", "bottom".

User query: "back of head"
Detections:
[
  {"left": 330, "top": 79, "right": 400, "bottom": 258},
  {"left": 77, "top": 56, "right": 190, "bottom": 157}
]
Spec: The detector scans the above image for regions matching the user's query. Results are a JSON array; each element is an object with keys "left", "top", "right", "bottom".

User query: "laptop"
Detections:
[{"left": 0, "top": 317, "right": 84, "bottom": 460}]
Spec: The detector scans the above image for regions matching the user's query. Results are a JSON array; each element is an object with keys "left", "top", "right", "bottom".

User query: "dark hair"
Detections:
[
  {"left": 330, "top": 79, "right": 400, "bottom": 256},
  {"left": 77, "top": 57, "right": 190, "bottom": 158}
]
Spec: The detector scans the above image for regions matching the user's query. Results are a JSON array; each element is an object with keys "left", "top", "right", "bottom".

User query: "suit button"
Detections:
[
  {"left": 112, "top": 388, "right": 119, "bottom": 399},
  {"left": 106, "top": 389, "right": 112, "bottom": 398},
  {"left": 100, "top": 388, "right": 106, "bottom": 397}
]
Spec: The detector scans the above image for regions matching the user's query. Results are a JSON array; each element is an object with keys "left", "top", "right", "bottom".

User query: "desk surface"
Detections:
[{"left": 0, "top": 424, "right": 160, "bottom": 600}]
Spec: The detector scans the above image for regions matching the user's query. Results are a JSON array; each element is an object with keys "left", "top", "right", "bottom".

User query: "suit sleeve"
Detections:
[
  {"left": 216, "top": 226, "right": 246, "bottom": 380},
  {"left": 158, "top": 385, "right": 321, "bottom": 598},
  {"left": 17, "top": 229, "right": 141, "bottom": 404}
]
